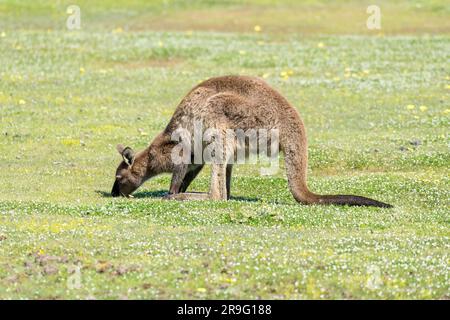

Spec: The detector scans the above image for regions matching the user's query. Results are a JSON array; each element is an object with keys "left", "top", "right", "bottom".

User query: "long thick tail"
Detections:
[
  {"left": 314, "top": 194, "right": 392, "bottom": 208},
  {"left": 280, "top": 111, "right": 392, "bottom": 208}
]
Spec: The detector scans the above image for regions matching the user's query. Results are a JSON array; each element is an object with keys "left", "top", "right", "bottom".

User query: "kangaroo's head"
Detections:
[{"left": 111, "top": 144, "right": 141, "bottom": 197}]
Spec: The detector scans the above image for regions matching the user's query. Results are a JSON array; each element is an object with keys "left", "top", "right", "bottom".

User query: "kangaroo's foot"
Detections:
[{"left": 162, "top": 192, "right": 211, "bottom": 201}]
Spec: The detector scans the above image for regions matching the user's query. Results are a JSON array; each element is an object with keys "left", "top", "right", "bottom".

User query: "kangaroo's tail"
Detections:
[
  {"left": 280, "top": 111, "right": 392, "bottom": 208},
  {"left": 310, "top": 194, "right": 392, "bottom": 208}
]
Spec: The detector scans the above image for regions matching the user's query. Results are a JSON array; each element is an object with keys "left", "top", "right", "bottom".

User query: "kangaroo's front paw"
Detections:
[
  {"left": 162, "top": 192, "right": 210, "bottom": 201},
  {"left": 162, "top": 192, "right": 176, "bottom": 200}
]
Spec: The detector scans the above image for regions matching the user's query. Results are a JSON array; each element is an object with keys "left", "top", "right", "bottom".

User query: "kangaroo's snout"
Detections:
[{"left": 111, "top": 180, "right": 120, "bottom": 197}]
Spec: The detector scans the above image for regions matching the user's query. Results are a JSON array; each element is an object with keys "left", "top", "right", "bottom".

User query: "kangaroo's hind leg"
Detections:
[{"left": 208, "top": 163, "right": 228, "bottom": 200}]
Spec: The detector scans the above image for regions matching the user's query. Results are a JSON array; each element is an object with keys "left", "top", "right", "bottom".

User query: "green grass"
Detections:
[{"left": 0, "top": 0, "right": 449, "bottom": 299}]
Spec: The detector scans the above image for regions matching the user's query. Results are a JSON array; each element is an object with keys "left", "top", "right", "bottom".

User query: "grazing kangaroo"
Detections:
[{"left": 111, "top": 75, "right": 392, "bottom": 208}]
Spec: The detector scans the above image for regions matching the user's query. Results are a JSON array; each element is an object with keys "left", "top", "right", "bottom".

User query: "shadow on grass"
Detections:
[
  {"left": 95, "top": 190, "right": 113, "bottom": 198},
  {"left": 229, "top": 196, "right": 259, "bottom": 202},
  {"left": 133, "top": 190, "right": 168, "bottom": 198},
  {"left": 95, "top": 190, "right": 167, "bottom": 198},
  {"left": 96, "top": 190, "right": 259, "bottom": 202}
]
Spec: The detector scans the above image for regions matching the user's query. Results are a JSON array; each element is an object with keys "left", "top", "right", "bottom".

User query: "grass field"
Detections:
[{"left": 0, "top": 0, "right": 449, "bottom": 299}]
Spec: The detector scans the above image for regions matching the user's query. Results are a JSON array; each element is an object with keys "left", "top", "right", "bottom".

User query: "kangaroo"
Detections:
[{"left": 111, "top": 75, "right": 392, "bottom": 208}]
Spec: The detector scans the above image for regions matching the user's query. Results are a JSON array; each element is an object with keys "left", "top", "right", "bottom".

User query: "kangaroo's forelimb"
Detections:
[
  {"left": 166, "top": 163, "right": 233, "bottom": 201},
  {"left": 180, "top": 165, "right": 204, "bottom": 192}
]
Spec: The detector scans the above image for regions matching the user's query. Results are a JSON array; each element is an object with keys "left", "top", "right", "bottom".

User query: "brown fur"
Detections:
[{"left": 112, "top": 75, "right": 392, "bottom": 208}]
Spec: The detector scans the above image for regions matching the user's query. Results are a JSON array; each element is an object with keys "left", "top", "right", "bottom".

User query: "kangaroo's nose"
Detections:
[{"left": 111, "top": 180, "right": 120, "bottom": 197}]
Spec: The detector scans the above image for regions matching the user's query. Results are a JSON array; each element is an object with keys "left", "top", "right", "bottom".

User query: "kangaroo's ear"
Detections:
[{"left": 116, "top": 144, "right": 135, "bottom": 166}]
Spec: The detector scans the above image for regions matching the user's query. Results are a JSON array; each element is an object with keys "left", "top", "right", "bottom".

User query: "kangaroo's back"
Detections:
[
  {"left": 198, "top": 75, "right": 293, "bottom": 112},
  {"left": 173, "top": 75, "right": 296, "bottom": 127}
]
